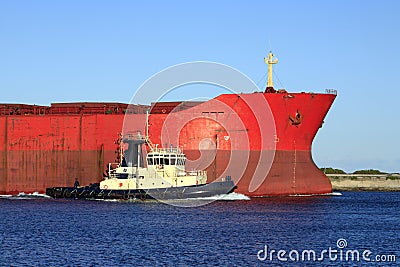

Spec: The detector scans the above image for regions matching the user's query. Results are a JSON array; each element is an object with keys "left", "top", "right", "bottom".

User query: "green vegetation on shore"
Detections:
[
  {"left": 320, "top": 167, "right": 346, "bottom": 174},
  {"left": 321, "top": 168, "right": 390, "bottom": 175},
  {"left": 352, "top": 169, "right": 387, "bottom": 174}
]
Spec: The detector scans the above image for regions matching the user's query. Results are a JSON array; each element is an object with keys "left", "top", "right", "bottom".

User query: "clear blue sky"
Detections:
[{"left": 1, "top": 0, "right": 399, "bottom": 173}]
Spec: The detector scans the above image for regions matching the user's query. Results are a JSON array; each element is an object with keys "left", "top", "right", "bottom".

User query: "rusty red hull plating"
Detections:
[{"left": 0, "top": 92, "right": 336, "bottom": 196}]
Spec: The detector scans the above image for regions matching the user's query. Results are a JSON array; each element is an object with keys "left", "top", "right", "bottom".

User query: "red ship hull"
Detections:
[
  {"left": 145, "top": 92, "right": 336, "bottom": 196},
  {"left": 0, "top": 91, "right": 336, "bottom": 196}
]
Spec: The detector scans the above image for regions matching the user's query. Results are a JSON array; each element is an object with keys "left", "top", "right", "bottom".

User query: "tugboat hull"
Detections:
[{"left": 46, "top": 181, "right": 236, "bottom": 200}]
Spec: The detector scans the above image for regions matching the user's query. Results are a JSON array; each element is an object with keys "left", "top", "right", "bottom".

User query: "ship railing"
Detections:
[
  {"left": 107, "top": 163, "right": 121, "bottom": 177},
  {"left": 187, "top": 170, "right": 207, "bottom": 176},
  {"left": 123, "top": 132, "right": 146, "bottom": 141},
  {"left": 150, "top": 147, "right": 183, "bottom": 154},
  {"left": 325, "top": 89, "right": 337, "bottom": 95},
  {"left": 109, "top": 162, "right": 120, "bottom": 169}
]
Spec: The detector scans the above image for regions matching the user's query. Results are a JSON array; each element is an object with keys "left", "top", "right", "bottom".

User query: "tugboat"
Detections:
[{"left": 46, "top": 133, "right": 236, "bottom": 200}]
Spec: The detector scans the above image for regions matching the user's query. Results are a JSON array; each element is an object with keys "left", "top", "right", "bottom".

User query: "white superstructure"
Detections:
[{"left": 100, "top": 145, "right": 207, "bottom": 191}]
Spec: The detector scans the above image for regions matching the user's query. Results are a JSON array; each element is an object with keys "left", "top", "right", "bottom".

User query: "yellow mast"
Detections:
[{"left": 264, "top": 51, "right": 278, "bottom": 88}]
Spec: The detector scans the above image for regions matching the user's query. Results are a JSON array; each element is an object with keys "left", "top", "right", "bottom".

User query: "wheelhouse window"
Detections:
[
  {"left": 147, "top": 153, "right": 186, "bottom": 166},
  {"left": 147, "top": 155, "right": 154, "bottom": 165},
  {"left": 164, "top": 155, "right": 170, "bottom": 165},
  {"left": 177, "top": 155, "right": 186, "bottom": 166},
  {"left": 170, "top": 155, "right": 176, "bottom": 165}
]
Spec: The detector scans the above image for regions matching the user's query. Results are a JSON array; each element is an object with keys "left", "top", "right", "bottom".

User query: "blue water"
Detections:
[{"left": 0, "top": 192, "right": 399, "bottom": 266}]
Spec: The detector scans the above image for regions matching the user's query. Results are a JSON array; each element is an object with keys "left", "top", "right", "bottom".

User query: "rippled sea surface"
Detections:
[{"left": 0, "top": 192, "right": 399, "bottom": 266}]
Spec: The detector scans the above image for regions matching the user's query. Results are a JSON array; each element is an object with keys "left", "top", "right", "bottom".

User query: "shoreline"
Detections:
[{"left": 327, "top": 174, "right": 400, "bottom": 191}]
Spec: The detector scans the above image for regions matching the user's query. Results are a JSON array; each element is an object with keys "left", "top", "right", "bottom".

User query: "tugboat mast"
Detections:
[{"left": 145, "top": 109, "right": 155, "bottom": 151}]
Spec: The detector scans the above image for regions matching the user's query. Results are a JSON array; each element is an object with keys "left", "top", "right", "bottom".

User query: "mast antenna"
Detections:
[{"left": 145, "top": 109, "right": 155, "bottom": 151}]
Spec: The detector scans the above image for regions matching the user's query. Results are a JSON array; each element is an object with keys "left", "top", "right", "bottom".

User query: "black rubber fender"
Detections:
[{"left": 64, "top": 189, "right": 71, "bottom": 198}]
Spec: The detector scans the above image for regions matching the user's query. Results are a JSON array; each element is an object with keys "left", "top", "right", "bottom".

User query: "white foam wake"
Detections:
[
  {"left": 91, "top": 192, "right": 250, "bottom": 203},
  {"left": 0, "top": 192, "right": 51, "bottom": 199},
  {"left": 189, "top": 192, "right": 250, "bottom": 201},
  {"left": 288, "top": 192, "right": 343, "bottom": 197},
  {"left": 91, "top": 198, "right": 121, "bottom": 202}
]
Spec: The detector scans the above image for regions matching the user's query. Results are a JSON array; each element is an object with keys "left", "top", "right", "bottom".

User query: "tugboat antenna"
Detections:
[
  {"left": 145, "top": 109, "right": 155, "bottom": 151},
  {"left": 146, "top": 109, "right": 149, "bottom": 140}
]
